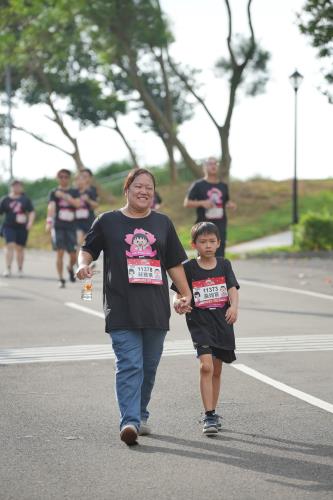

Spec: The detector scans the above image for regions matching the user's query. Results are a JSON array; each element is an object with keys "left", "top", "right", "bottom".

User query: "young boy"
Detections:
[{"left": 172, "top": 222, "right": 239, "bottom": 436}]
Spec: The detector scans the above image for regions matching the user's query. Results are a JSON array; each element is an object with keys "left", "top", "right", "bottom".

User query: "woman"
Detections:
[
  {"left": 0, "top": 179, "right": 35, "bottom": 277},
  {"left": 77, "top": 168, "right": 191, "bottom": 445}
]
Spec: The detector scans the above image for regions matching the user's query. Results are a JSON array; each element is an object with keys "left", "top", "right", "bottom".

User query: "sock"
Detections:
[{"left": 205, "top": 410, "right": 215, "bottom": 417}]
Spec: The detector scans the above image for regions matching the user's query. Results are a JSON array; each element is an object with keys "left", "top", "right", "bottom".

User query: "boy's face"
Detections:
[{"left": 192, "top": 232, "right": 220, "bottom": 258}]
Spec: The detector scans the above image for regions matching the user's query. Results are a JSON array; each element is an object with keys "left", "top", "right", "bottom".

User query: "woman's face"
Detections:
[{"left": 126, "top": 174, "right": 154, "bottom": 212}]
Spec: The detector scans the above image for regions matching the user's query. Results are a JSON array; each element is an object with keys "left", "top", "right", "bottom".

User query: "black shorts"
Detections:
[
  {"left": 195, "top": 344, "right": 236, "bottom": 363},
  {"left": 2, "top": 225, "right": 28, "bottom": 246},
  {"left": 52, "top": 227, "right": 77, "bottom": 252}
]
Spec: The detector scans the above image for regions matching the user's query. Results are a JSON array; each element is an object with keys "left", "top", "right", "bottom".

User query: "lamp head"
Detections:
[{"left": 289, "top": 69, "right": 304, "bottom": 91}]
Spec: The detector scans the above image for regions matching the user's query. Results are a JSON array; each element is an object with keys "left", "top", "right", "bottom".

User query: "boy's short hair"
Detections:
[
  {"left": 191, "top": 222, "right": 220, "bottom": 243},
  {"left": 57, "top": 168, "right": 71, "bottom": 178}
]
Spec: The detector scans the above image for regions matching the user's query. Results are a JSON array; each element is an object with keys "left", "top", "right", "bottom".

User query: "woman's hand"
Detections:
[
  {"left": 76, "top": 265, "right": 93, "bottom": 280},
  {"left": 173, "top": 296, "right": 192, "bottom": 315}
]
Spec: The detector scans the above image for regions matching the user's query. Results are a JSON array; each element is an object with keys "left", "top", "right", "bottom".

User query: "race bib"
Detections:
[
  {"left": 75, "top": 208, "right": 89, "bottom": 219},
  {"left": 205, "top": 207, "right": 224, "bottom": 220},
  {"left": 192, "top": 276, "right": 228, "bottom": 309},
  {"left": 127, "top": 258, "right": 163, "bottom": 285},
  {"left": 58, "top": 209, "right": 75, "bottom": 222},
  {"left": 16, "top": 213, "right": 27, "bottom": 224}
]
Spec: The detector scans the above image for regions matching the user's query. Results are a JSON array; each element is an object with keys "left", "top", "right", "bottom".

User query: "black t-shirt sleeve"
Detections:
[
  {"left": 187, "top": 181, "right": 201, "bottom": 200},
  {"left": 26, "top": 197, "right": 34, "bottom": 212},
  {"left": 170, "top": 260, "right": 191, "bottom": 293},
  {"left": 81, "top": 216, "right": 104, "bottom": 260},
  {"left": 70, "top": 188, "right": 80, "bottom": 198},
  {"left": 163, "top": 219, "right": 188, "bottom": 270},
  {"left": 224, "top": 259, "right": 239, "bottom": 290},
  {"left": 0, "top": 197, "right": 5, "bottom": 215},
  {"left": 48, "top": 190, "right": 56, "bottom": 203}
]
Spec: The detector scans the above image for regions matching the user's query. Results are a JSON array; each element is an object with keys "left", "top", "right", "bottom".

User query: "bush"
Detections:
[{"left": 293, "top": 212, "right": 333, "bottom": 250}]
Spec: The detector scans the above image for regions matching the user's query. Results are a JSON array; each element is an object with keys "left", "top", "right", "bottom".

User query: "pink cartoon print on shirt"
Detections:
[
  {"left": 205, "top": 187, "right": 224, "bottom": 220},
  {"left": 125, "top": 228, "right": 157, "bottom": 257}
]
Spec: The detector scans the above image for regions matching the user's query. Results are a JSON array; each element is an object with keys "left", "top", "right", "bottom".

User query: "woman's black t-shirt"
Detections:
[
  {"left": 82, "top": 210, "right": 187, "bottom": 332},
  {"left": 172, "top": 258, "right": 239, "bottom": 350}
]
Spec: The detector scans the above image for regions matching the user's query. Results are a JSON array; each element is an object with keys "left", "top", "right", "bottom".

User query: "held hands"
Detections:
[
  {"left": 173, "top": 296, "right": 192, "bottom": 315},
  {"left": 225, "top": 305, "right": 238, "bottom": 324}
]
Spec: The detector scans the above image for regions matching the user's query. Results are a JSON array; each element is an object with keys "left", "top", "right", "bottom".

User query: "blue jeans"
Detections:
[{"left": 109, "top": 329, "right": 167, "bottom": 430}]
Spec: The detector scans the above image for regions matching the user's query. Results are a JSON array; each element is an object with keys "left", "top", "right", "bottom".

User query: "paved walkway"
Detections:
[{"left": 227, "top": 230, "right": 292, "bottom": 254}]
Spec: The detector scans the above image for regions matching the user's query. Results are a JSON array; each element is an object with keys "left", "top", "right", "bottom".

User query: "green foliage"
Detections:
[
  {"left": 293, "top": 211, "right": 333, "bottom": 250},
  {"left": 298, "top": 0, "right": 333, "bottom": 102}
]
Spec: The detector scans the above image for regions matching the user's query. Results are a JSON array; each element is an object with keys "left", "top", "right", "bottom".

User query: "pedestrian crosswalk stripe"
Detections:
[{"left": 1, "top": 334, "right": 333, "bottom": 365}]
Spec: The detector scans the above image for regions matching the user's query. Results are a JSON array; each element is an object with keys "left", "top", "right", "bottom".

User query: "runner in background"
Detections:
[
  {"left": 74, "top": 172, "right": 99, "bottom": 247},
  {"left": 151, "top": 191, "right": 162, "bottom": 211},
  {"left": 80, "top": 168, "right": 98, "bottom": 202},
  {"left": 184, "top": 157, "right": 236, "bottom": 257},
  {"left": 0, "top": 180, "right": 35, "bottom": 277},
  {"left": 46, "top": 169, "right": 80, "bottom": 288}
]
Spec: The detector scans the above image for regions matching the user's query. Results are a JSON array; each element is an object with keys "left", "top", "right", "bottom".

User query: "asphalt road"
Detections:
[{"left": 1, "top": 250, "right": 333, "bottom": 500}]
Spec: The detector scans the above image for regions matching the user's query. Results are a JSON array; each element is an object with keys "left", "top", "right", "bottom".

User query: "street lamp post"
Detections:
[{"left": 289, "top": 69, "right": 303, "bottom": 225}]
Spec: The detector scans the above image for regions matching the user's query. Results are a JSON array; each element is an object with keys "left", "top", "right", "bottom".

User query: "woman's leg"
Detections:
[
  {"left": 16, "top": 244, "right": 25, "bottom": 271},
  {"left": 109, "top": 329, "right": 143, "bottom": 431},
  {"left": 4, "top": 242, "right": 15, "bottom": 274},
  {"left": 141, "top": 329, "right": 167, "bottom": 422},
  {"left": 212, "top": 358, "right": 223, "bottom": 410},
  {"left": 199, "top": 354, "right": 214, "bottom": 411}
]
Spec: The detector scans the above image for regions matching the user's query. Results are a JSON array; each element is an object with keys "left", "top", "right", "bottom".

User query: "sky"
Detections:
[{"left": 0, "top": 0, "right": 332, "bottom": 182}]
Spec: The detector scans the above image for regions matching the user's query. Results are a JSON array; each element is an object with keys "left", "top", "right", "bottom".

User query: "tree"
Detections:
[
  {"left": 0, "top": 0, "right": 91, "bottom": 170},
  {"left": 298, "top": 0, "right": 333, "bottom": 102},
  {"left": 83, "top": 0, "right": 202, "bottom": 178},
  {"left": 168, "top": 0, "right": 270, "bottom": 180}
]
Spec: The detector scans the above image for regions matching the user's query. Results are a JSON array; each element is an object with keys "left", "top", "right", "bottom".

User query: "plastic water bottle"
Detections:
[{"left": 81, "top": 278, "right": 93, "bottom": 301}]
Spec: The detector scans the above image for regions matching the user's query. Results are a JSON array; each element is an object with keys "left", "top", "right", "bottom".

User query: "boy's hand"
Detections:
[{"left": 225, "top": 305, "right": 238, "bottom": 324}]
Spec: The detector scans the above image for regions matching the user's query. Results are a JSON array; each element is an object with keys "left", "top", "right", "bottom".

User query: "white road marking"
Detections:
[
  {"left": 65, "top": 302, "right": 104, "bottom": 319},
  {"left": 1, "top": 334, "right": 333, "bottom": 364},
  {"left": 233, "top": 363, "right": 333, "bottom": 414},
  {"left": 239, "top": 279, "right": 333, "bottom": 301}
]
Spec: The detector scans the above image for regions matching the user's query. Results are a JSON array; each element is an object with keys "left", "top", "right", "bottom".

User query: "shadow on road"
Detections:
[{"left": 131, "top": 432, "right": 333, "bottom": 493}]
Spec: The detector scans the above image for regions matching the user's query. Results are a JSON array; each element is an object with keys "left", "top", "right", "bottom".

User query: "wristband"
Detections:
[{"left": 46, "top": 217, "right": 53, "bottom": 224}]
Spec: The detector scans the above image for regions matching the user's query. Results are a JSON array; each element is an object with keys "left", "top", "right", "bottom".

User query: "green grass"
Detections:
[{"left": 1, "top": 172, "right": 333, "bottom": 251}]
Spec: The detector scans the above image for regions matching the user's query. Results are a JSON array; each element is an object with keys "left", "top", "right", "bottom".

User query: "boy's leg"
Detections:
[
  {"left": 140, "top": 329, "right": 167, "bottom": 423},
  {"left": 212, "top": 358, "right": 223, "bottom": 410},
  {"left": 199, "top": 353, "right": 214, "bottom": 411},
  {"left": 56, "top": 249, "right": 65, "bottom": 280}
]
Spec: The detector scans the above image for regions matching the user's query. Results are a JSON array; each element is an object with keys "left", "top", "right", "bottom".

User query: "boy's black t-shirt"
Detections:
[
  {"left": 81, "top": 210, "right": 187, "bottom": 332},
  {"left": 0, "top": 194, "right": 34, "bottom": 228},
  {"left": 187, "top": 179, "right": 230, "bottom": 232},
  {"left": 171, "top": 258, "right": 239, "bottom": 350},
  {"left": 48, "top": 188, "right": 79, "bottom": 230}
]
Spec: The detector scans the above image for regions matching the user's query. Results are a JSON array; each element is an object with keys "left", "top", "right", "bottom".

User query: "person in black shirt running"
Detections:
[
  {"left": 0, "top": 179, "right": 35, "bottom": 277},
  {"left": 172, "top": 222, "right": 239, "bottom": 436},
  {"left": 184, "top": 157, "right": 236, "bottom": 257},
  {"left": 77, "top": 168, "right": 191, "bottom": 446},
  {"left": 46, "top": 169, "right": 80, "bottom": 288}
]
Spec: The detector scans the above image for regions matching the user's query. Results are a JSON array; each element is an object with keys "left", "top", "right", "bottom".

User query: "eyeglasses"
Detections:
[{"left": 58, "top": 175, "right": 70, "bottom": 179}]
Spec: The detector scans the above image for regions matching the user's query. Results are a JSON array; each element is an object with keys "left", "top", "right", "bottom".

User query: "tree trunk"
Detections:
[
  {"left": 112, "top": 118, "right": 138, "bottom": 167},
  {"left": 220, "top": 126, "right": 232, "bottom": 182},
  {"left": 161, "top": 134, "right": 177, "bottom": 183},
  {"left": 72, "top": 139, "right": 85, "bottom": 171},
  {"left": 122, "top": 51, "right": 201, "bottom": 178}
]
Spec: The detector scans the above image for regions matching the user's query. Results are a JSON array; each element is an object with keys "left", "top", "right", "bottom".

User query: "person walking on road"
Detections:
[
  {"left": 76, "top": 168, "right": 192, "bottom": 446},
  {"left": 172, "top": 222, "right": 239, "bottom": 435},
  {"left": 184, "top": 157, "right": 236, "bottom": 257},
  {"left": 46, "top": 169, "right": 80, "bottom": 288},
  {"left": 0, "top": 180, "right": 35, "bottom": 277},
  {"left": 74, "top": 171, "right": 99, "bottom": 247}
]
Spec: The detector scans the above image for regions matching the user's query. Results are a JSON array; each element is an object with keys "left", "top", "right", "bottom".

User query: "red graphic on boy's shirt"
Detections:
[
  {"left": 192, "top": 276, "right": 228, "bottom": 309},
  {"left": 125, "top": 228, "right": 157, "bottom": 257}
]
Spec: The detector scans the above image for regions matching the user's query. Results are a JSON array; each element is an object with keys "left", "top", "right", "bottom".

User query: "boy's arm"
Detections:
[
  {"left": 168, "top": 264, "right": 192, "bottom": 314},
  {"left": 225, "top": 286, "right": 239, "bottom": 324},
  {"left": 172, "top": 292, "right": 187, "bottom": 314}
]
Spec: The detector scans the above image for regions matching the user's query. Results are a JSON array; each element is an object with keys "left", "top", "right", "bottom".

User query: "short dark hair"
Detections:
[
  {"left": 10, "top": 179, "right": 22, "bottom": 186},
  {"left": 123, "top": 168, "right": 156, "bottom": 193},
  {"left": 191, "top": 222, "right": 220, "bottom": 243},
  {"left": 81, "top": 168, "right": 93, "bottom": 177},
  {"left": 57, "top": 168, "right": 71, "bottom": 178}
]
